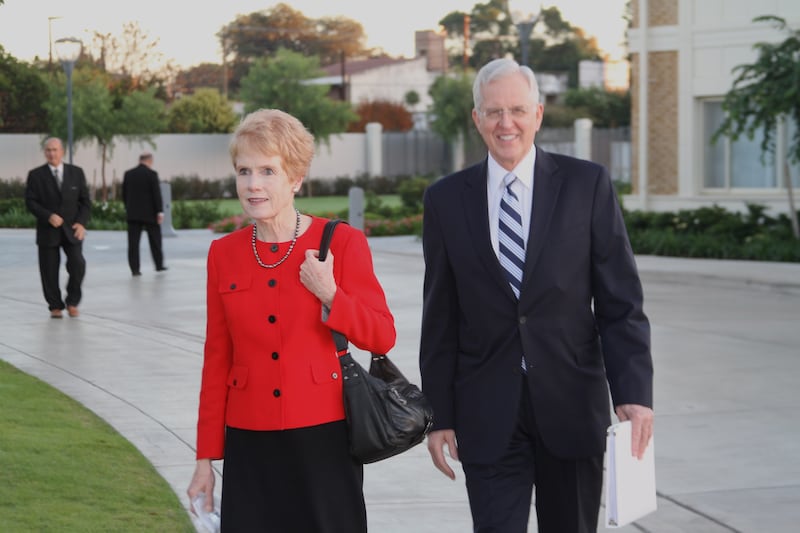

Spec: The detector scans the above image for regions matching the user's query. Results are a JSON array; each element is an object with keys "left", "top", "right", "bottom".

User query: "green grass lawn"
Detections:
[
  {"left": 217, "top": 194, "right": 402, "bottom": 217},
  {"left": 0, "top": 360, "right": 194, "bottom": 532}
]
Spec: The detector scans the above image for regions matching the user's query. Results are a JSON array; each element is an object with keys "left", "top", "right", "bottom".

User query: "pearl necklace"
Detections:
[{"left": 251, "top": 209, "right": 301, "bottom": 269}]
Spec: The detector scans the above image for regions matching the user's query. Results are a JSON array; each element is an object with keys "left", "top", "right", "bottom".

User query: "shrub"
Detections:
[
  {"left": 169, "top": 175, "right": 236, "bottom": 200},
  {"left": 172, "top": 200, "right": 223, "bottom": 229},
  {"left": 624, "top": 203, "right": 800, "bottom": 262},
  {"left": 209, "top": 214, "right": 251, "bottom": 233},
  {"left": 397, "top": 177, "right": 431, "bottom": 213},
  {"left": 0, "top": 178, "right": 26, "bottom": 200},
  {"left": 365, "top": 214, "right": 424, "bottom": 236},
  {"left": 0, "top": 198, "right": 34, "bottom": 227}
]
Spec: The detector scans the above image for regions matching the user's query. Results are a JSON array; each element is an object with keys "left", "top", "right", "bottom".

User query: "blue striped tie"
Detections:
[{"left": 499, "top": 173, "right": 525, "bottom": 298}]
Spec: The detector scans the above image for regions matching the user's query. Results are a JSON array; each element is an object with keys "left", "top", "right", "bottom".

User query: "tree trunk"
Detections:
[
  {"left": 101, "top": 144, "right": 108, "bottom": 202},
  {"left": 784, "top": 159, "right": 800, "bottom": 239}
]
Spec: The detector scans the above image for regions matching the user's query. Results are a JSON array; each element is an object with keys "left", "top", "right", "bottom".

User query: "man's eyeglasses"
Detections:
[{"left": 479, "top": 106, "right": 530, "bottom": 121}]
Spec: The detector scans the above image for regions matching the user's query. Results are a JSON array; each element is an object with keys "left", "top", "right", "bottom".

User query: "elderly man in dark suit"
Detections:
[
  {"left": 122, "top": 153, "right": 166, "bottom": 276},
  {"left": 419, "top": 58, "right": 654, "bottom": 533},
  {"left": 25, "top": 137, "right": 91, "bottom": 318}
]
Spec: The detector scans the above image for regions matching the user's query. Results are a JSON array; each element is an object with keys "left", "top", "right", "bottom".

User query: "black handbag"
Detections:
[{"left": 319, "top": 219, "right": 434, "bottom": 464}]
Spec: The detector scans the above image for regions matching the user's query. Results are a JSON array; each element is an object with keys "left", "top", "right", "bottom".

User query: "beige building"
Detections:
[{"left": 627, "top": 0, "right": 800, "bottom": 214}]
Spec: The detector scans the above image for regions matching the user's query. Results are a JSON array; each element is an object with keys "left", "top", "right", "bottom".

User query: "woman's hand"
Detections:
[
  {"left": 187, "top": 459, "right": 215, "bottom": 514},
  {"left": 300, "top": 249, "right": 337, "bottom": 307}
]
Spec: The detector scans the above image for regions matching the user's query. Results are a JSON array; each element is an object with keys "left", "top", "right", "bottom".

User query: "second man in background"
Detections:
[{"left": 123, "top": 153, "right": 167, "bottom": 276}]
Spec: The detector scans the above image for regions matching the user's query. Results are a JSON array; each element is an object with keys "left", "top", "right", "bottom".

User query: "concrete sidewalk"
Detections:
[{"left": 1, "top": 228, "right": 799, "bottom": 532}]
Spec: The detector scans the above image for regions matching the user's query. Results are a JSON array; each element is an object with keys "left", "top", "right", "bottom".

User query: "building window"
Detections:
[{"left": 702, "top": 100, "right": 779, "bottom": 189}]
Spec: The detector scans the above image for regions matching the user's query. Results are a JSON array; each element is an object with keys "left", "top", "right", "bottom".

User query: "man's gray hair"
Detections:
[{"left": 473, "top": 58, "right": 540, "bottom": 111}]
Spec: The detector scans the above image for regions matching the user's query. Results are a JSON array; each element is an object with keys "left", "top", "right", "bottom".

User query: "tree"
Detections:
[
  {"left": 87, "top": 22, "right": 176, "bottom": 94},
  {"left": 561, "top": 87, "right": 630, "bottom": 127},
  {"left": 0, "top": 46, "right": 49, "bottom": 132},
  {"left": 168, "top": 89, "right": 237, "bottom": 133},
  {"left": 44, "top": 68, "right": 166, "bottom": 200},
  {"left": 175, "top": 63, "right": 225, "bottom": 94},
  {"left": 238, "top": 48, "right": 356, "bottom": 143},
  {"left": 712, "top": 15, "right": 800, "bottom": 239},
  {"left": 348, "top": 100, "right": 413, "bottom": 132},
  {"left": 428, "top": 73, "right": 475, "bottom": 142},
  {"left": 438, "top": 2, "right": 601, "bottom": 81},
  {"left": 219, "top": 3, "right": 368, "bottom": 95}
]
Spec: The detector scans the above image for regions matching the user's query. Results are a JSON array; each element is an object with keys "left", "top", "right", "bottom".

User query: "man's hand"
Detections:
[
  {"left": 426, "top": 429, "right": 459, "bottom": 480},
  {"left": 615, "top": 404, "right": 654, "bottom": 459},
  {"left": 48, "top": 213, "right": 64, "bottom": 228},
  {"left": 72, "top": 223, "right": 86, "bottom": 241},
  {"left": 157, "top": 212, "right": 164, "bottom": 225}
]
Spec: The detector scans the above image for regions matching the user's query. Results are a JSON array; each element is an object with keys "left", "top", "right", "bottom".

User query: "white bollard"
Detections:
[
  {"left": 574, "top": 118, "right": 593, "bottom": 162},
  {"left": 160, "top": 181, "right": 178, "bottom": 237},
  {"left": 348, "top": 187, "right": 364, "bottom": 232}
]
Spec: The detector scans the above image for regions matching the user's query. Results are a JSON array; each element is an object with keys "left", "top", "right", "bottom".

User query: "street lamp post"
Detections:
[
  {"left": 54, "top": 37, "right": 82, "bottom": 165},
  {"left": 505, "top": 2, "right": 540, "bottom": 66}
]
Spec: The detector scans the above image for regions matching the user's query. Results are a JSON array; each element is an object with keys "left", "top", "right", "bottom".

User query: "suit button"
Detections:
[
  {"left": 273, "top": 389, "right": 281, "bottom": 397},
  {"left": 230, "top": 283, "right": 236, "bottom": 290},
  {"left": 272, "top": 352, "right": 279, "bottom": 360},
  {"left": 519, "top": 316, "right": 527, "bottom": 324},
  {"left": 268, "top": 279, "right": 276, "bottom": 287},
  {"left": 332, "top": 372, "right": 338, "bottom": 379},
  {"left": 268, "top": 315, "right": 276, "bottom": 323},
  {"left": 270, "top": 244, "right": 279, "bottom": 252}
]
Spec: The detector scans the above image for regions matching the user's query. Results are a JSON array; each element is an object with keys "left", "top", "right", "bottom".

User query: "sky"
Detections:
[{"left": 0, "top": 0, "right": 629, "bottom": 69}]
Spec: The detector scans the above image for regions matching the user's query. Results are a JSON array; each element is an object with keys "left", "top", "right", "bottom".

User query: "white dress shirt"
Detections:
[{"left": 487, "top": 145, "right": 536, "bottom": 259}]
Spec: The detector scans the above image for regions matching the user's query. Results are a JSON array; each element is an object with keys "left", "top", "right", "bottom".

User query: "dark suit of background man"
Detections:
[
  {"left": 419, "top": 58, "right": 654, "bottom": 533},
  {"left": 25, "top": 137, "right": 91, "bottom": 319},
  {"left": 122, "top": 153, "right": 166, "bottom": 276}
]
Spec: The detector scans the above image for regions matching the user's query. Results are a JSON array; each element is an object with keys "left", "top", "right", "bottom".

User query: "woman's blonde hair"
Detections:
[{"left": 229, "top": 109, "right": 315, "bottom": 181}]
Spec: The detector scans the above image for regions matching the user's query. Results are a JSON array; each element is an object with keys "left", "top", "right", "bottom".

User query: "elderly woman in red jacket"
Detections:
[{"left": 187, "top": 109, "right": 396, "bottom": 532}]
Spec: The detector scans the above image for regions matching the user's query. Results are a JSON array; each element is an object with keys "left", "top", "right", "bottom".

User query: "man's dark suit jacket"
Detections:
[
  {"left": 420, "top": 147, "right": 652, "bottom": 465},
  {"left": 25, "top": 163, "right": 91, "bottom": 246},
  {"left": 122, "top": 163, "right": 163, "bottom": 223}
]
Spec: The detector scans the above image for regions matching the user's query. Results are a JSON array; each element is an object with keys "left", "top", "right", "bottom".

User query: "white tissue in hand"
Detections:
[{"left": 192, "top": 492, "right": 221, "bottom": 533}]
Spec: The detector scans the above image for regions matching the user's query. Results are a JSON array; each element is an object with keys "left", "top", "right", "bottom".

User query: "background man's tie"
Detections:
[
  {"left": 53, "top": 168, "right": 61, "bottom": 189},
  {"left": 499, "top": 173, "right": 525, "bottom": 298}
]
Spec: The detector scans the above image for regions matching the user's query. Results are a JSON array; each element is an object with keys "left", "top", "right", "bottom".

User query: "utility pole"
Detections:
[{"left": 463, "top": 15, "right": 471, "bottom": 68}]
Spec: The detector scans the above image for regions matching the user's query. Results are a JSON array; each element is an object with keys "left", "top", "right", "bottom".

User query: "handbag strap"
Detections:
[
  {"left": 319, "top": 219, "right": 349, "bottom": 354},
  {"left": 319, "top": 218, "right": 345, "bottom": 262}
]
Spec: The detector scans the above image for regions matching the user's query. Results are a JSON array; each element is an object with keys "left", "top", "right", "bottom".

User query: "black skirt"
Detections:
[{"left": 220, "top": 421, "right": 366, "bottom": 533}]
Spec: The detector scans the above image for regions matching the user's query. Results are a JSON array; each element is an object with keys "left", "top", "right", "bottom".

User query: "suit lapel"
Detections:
[
  {"left": 521, "top": 147, "right": 562, "bottom": 294},
  {"left": 463, "top": 159, "right": 520, "bottom": 301}
]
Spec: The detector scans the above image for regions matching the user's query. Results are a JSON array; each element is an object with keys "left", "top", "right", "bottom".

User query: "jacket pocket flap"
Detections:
[{"left": 227, "top": 366, "right": 249, "bottom": 389}]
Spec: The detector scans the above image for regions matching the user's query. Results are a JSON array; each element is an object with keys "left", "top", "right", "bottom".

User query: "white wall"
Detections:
[
  {"left": 349, "top": 57, "right": 437, "bottom": 113},
  {"left": 0, "top": 133, "right": 369, "bottom": 185}
]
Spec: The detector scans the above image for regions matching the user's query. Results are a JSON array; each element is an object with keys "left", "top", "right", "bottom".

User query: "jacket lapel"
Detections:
[
  {"left": 463, "top": 159, "right": 520, "bottom": 301},
  {"left": 520, "top": 147, "right": 562, "bottom": 295}
]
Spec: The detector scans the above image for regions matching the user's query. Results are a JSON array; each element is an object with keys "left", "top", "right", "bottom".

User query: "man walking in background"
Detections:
[
  {"left": 122, "top": 153, "right": 167, "bottom": 276},
  {"left": 25, "top": 137, "right": 91, "bottom": 318}
]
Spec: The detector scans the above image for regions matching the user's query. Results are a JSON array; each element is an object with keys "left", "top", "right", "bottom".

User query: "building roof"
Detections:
[{"left": 320, "top": 56, "right": 414, "bottom": 77}]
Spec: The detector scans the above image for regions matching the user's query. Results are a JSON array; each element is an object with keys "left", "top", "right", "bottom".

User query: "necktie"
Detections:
[
  {"left": 498, "top": 173, "right": 525, "bottom": 298},
  {"left": 53, "top": 168, "right": 61, "bottom": 188}
]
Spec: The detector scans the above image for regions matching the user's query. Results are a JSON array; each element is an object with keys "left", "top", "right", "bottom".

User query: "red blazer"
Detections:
[{"left": 196, "top": 217, "right": 396, "bottom": 459}]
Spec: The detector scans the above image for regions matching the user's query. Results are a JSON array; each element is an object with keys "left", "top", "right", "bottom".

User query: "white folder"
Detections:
[{"left": 604, "top": 420, "right": 657, "bottom": 528}]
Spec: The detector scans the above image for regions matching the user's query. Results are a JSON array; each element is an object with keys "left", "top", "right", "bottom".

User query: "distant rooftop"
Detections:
[{"left": 320, "top": 56, "right": 414, "bottom": 77}]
